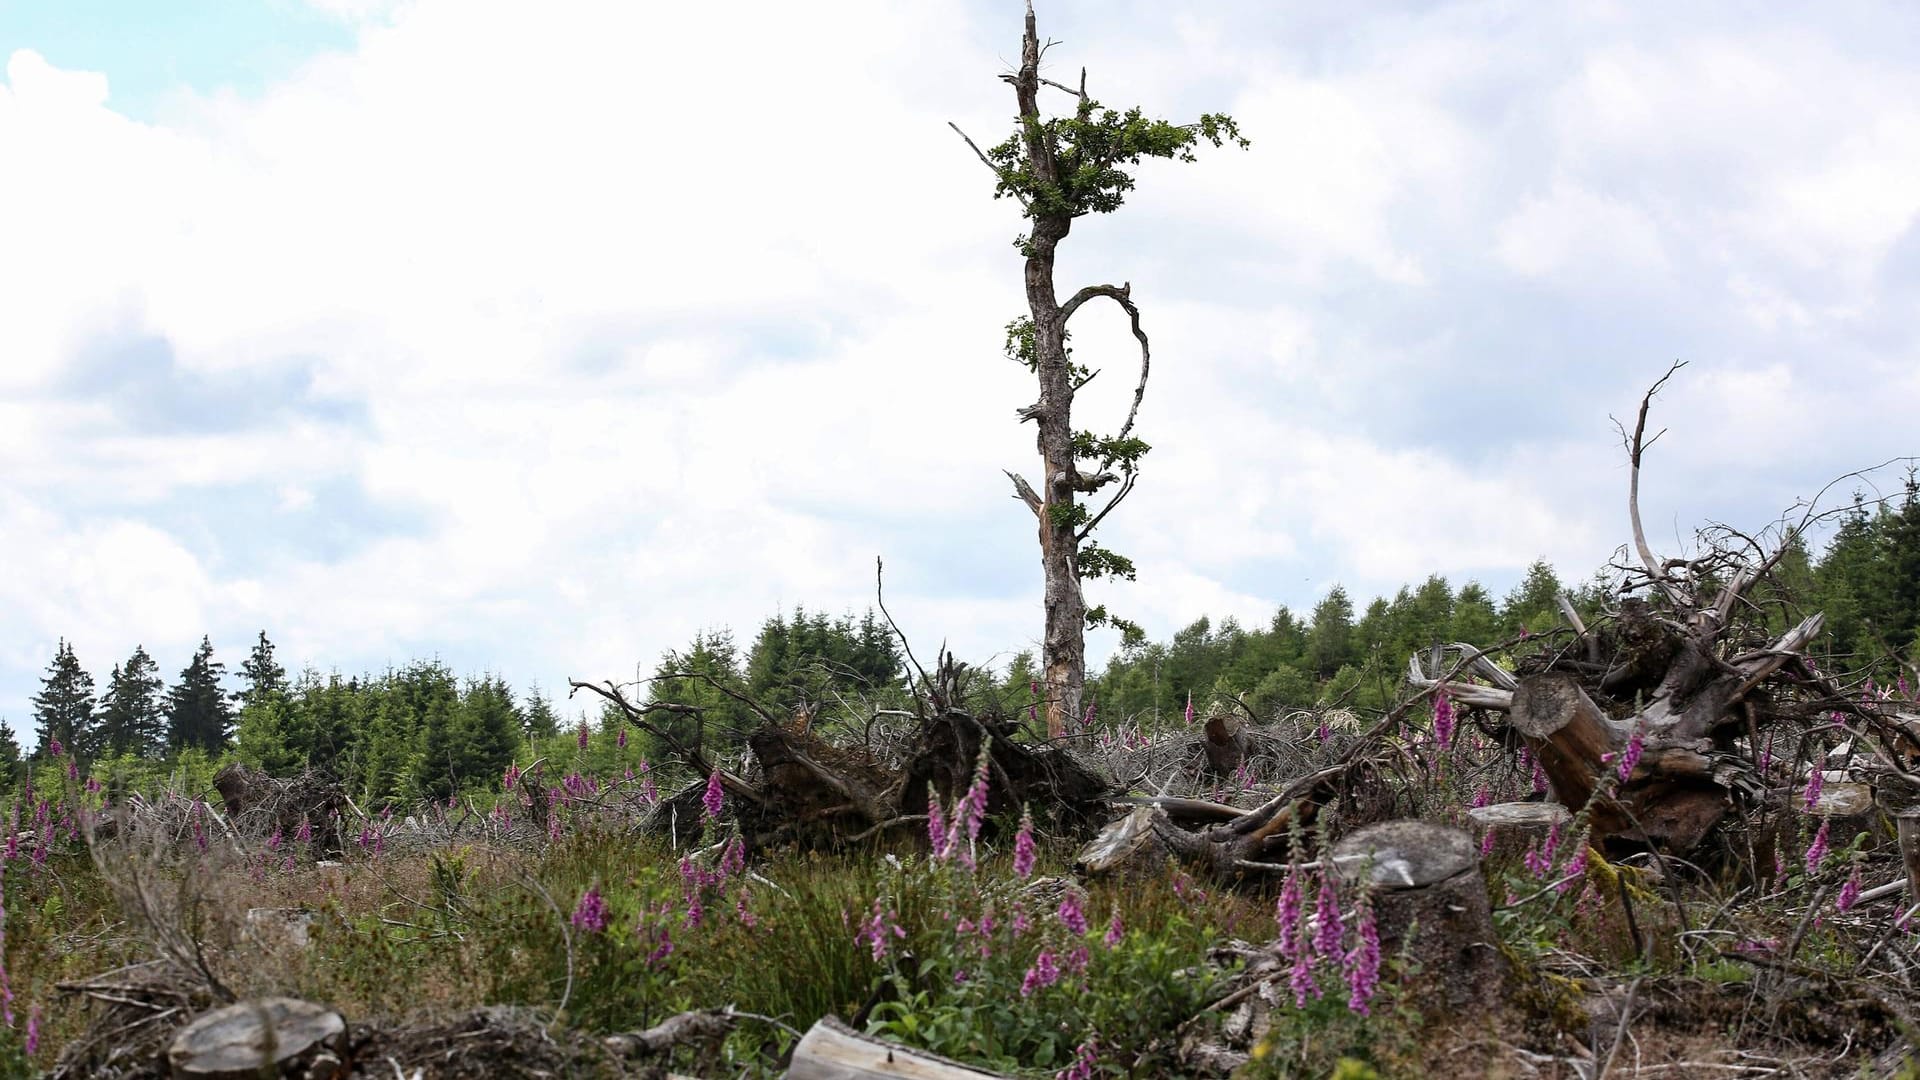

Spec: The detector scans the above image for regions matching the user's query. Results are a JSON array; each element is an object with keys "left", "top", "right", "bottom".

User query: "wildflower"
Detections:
[
  {"left": 266, "top": 828, "right": 283, "bottom": 853},
  {"left": 954, "top": 968, "right": 969, "bottom": 984},
  {"left": 1345, "top": 895, "right": 1381, "bottom": 1016},
  {"left": 1058, "top": 888, "right": 1088, "bottom": 936},
  {"left": 576, "top": 721, "right": 590, "bottom": 751},
  {"left": 735, "top": 891, "right": 759, "bottom": 929},
  {"left": 1029, "top": 680, "right": 1040, "bottom": 727},
  {"left": 1313, "top": 872, "right": 1344, "bottom": 959},
  {"left": 703, "top": 771, "right": 725, "bottom": 822},
  {"left": 1056, "top": 1037, "right": 1098, "bottom": 1080},
  {"left": 85, "top": 776, "right": 100, "bottom": 795},
  {"left": 1557, "top": 843, "right": 1589, "bottom": 895},
  {"left": 1185, "top": 691, "right": 1195, "bottom": 727},
  {"left": 46, "top": 738, "right": 62, "bottom": 759},
  {"left": 1618, "top": 724, "right": 1645, "bottom": 782},
  {"left": 1804, "top": 769, "right": 1824, "bottom": 811},
  {"left": 25, "top": 1006, "right": 40, "bottom": 1055},
  {"left": 617, "top": 726, "right": 628, "bottom": 750},
  {"left": 1082, "top": 697, "right": 1096, "bottom": 730},
  {"left": 1759, "top": 733, "right": 1774, "bottom": 775},
  {"left": 1805, "top": 818, "right": 1831, "bottom": 874},
  {"left": 1021, "top": 949, "right": 1060, "bottom": 996},
  {"left": 1317, "top": 719, "right": 1331, "bottom": 743},
  {"left": 855, "top": 900, "right": 906, "bottom": 961},
  {"left": 1275, "top": 863, "right": 1305, "bottom": 962},
  {"left": 572, "top": 887, "right": 610, "bottom": 934},
  {"left": 926, "top": 786, "right": 950, "bottom": 860},
  {"left": 721, "top": 836, "right": 746, "bottom": 878},
  {"left": 1432, "top": 688, "right": 1455, "bottom": 750},
  {"left": 1104, "top": 906, "right": 1125, "bottom": 950},
  {"left": 1012, "top": 905, "right": 1032, "bottom": 936},
  {"left": 295, "top": 817, "right": 312, "bottom": 845},
  {"left": 1288, "top": 918, "right": 1319, "bottom": 1006},
  {"left": 1836, "top": 862, "right": 1862, "bottom": 913},
  {"left": 683, "top": 891, "right": 704, "bottom": 929},
  {"left": 1471, "top": 785, "right": 1491, "bottom": 809},
  {"left": 1065, "top": 945, "right": 1090, "bottom": 974},
  {"left": 1013, "top": 805, "right": 1037, "bottom": 879}
]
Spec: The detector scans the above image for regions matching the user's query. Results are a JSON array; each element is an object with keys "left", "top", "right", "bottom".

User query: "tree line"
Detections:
[{"left": 7, "top": 477, "right": 1913, "bottom": 799}]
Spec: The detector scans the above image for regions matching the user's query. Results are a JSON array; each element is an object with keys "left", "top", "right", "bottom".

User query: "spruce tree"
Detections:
[
  {"left": 97, "top": 645, "right": 166, "bottom": 758},
  {"left": 237, "top": 631, "right": 288, "bottom": 712},
  {"left": 523, "top": 686, "right": 560, "bottom": 739},
  {"left": 0, "top": 720, "right": 22, "bottom": 785},
  {"left": 30, "top": 638, "right": 97, "bottom": 760},
  {"left": 165, "top": 636, "right": 234, "bottom": 754}
]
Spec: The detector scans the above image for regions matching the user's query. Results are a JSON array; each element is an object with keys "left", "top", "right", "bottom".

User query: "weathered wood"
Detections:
[
  {"left": 1510, "top": 673, "right": 1626, "bottom": 810},
  {"left": 168, "top": 998, "right": 347, "bottom": 1080},
  {"left": 785, "top": 1015, "right": 1014, "bottom": 1079},
  {"left": 1467, "top": 802, "right": 1571, "bottom": 830},
  {"left": 1899, "top": 812, "right": 1920, "bottom": 915},
  {"left": 1332, "top": 821, "right": 1506, "bottom": 1012},
  {"left": 1076, "top": 806, "right": 1166, "bottom": 879}
]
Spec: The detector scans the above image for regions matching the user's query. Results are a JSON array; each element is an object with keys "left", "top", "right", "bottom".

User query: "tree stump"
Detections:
[
  {"left": 168, "top": 998, "right": 348, "bottom": 1079},
  {"left": 1898, "top": 811, "right": 1920, "bottom": 920},
  {"left": 1202, "top": 714, "right": 1248, "bottom": 778},
  {"left": 1332, "top": 820, "right": 1506, "bottom": 1012},
  {"left": 786, "top": 1015, "right": 1014, "bottom": 1079}
]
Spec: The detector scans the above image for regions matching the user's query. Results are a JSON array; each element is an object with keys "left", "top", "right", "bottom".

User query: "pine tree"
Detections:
[
  {"left": 31, "top": 639, "right": 96, "bottom": 760},
  {"left": 165, "top": 636, "right": 234, "bottom": 754},
  {"left": 96, "top": 645, "right": 166, "bottom": 758}
]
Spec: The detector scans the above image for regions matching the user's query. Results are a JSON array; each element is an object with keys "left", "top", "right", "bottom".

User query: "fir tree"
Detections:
[
  {"left": 31, "top": 638, "right": 96, "bottom": 760},
  {"left": 1308, "top": 587, "right": 1357, "bottom": 678},
  {"left": 524, "top": 686, "right": 560, "bottom": 739},
  {"left": 0, "top": 720, "right": 21, "bottom": 785},
  {"left": 96, "top": 645, "right": 166, "bottom": 758},
  {"left": 165, "top": 636, "right": 234, "bottom": 754}
]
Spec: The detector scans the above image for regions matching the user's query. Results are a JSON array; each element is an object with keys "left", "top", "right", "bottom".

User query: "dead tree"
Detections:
[
  {"left": 1406, "top": 364, "right": 1920, "bottom": 859},
  {"left": 951, "top": 2, "right": 1246, "bottom": 738}
]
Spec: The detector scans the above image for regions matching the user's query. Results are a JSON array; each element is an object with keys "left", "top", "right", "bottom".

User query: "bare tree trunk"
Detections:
[{"left": 1012, "top": 5, "right": 1084, "bottom": 741}]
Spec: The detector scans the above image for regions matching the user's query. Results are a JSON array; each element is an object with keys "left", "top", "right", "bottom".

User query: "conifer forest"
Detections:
[{"left": 5, "top": 4, "right": 1920, "bottom": 1079}]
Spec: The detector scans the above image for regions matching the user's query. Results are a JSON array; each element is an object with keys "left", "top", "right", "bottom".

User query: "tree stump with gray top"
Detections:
[{"left": 1332, "top": 820, "right": 1507, "bottom": 1012}]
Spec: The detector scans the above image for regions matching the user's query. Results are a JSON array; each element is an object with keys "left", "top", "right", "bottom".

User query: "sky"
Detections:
[{"left": 2, "top": 0, "right": 1918, "bottom": 738}]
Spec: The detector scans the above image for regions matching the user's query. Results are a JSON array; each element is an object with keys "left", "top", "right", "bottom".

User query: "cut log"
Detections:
[
  {"left": 168, "top": 998, "right": 348, "bottom": 1080},
  {"left": 785, "top": 1015, "right": 1014, "bottom": 1079},
  {"left": 1510, "top": 673, "right": 1625, "bottom": 811},
  {"left": 1331, "top": 821, "right": 1506, "bottom": 1012}
]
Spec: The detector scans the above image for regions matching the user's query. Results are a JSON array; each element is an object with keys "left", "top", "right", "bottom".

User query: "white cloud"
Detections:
[{"left": 2, "top": 1, "right": 1918, "bottom": 723}]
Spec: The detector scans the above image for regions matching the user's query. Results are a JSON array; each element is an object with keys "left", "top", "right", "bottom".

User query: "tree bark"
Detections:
[
  {"left": 1331, "top": 821, "right": 1507, "bottom": 1012},
  {"left": 1202, "top": 714, "right": 1248, "bottom": 777},
  {"left": 1011, "top": 4, "right": 1085, "bottom": 742}
]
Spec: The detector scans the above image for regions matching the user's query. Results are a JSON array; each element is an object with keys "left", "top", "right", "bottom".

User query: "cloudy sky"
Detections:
[{"left": 3, "top": 0, "right": 1917, "bottom": 735}]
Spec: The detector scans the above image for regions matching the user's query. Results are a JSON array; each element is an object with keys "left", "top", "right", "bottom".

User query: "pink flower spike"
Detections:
[
  {"left": 703, "top": 771, "right": 725, "bottom": 822},
  {"left": 1057, "top": 888, "right": 1088, "bottom": 936},
  {"left": 1104, "top": 907, "right": 1124, "bottom": 950},
  {"left": 1432, "top": 687, "right": 1455, "bottom": 750},
  {"left": 1836, "top": 863, "right": 1862, "bottom": 913},
  {"left": 1805, "top": 817, "right": 1831, "bottom": 875},
  {"left": 1012, "top": 805, "right": 1037, "bottom": 879},
  {"left": 576, "top": 721, "right": 590, "bottom": 751},
  {"left": 1617, "top": 723, "right": 1645, "bottom": 782},
  {"left": 1804, "top": 769, "right": 1824, "bottom": 810},
  {"left": 571, "top": 887, "right": 609, "bottom": 934},
  {"left": 927, "top": 785, "right": 950, "bottom": 859},
  {"left": 1345, "top": 898, "right": 1381, "bottom": 1016},
  {"left": 1184, "top": 691, "right": 1195, "bottom": 727}
]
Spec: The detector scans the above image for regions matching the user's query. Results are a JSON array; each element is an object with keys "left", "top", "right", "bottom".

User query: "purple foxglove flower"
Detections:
[
  {"left": 1433, "top": 688, "right": 1455, "bottom": 750},
  {"left": 1617, "top": 724, "right": 1645, "bottom": 781},
  {"left": 1804, "top": 769, "right": 1824, "bottom": 810},
  {"left": 703, "top": 771, "right": 725, "bottom": 822},
  {"left": 1805, "top": 818, "right": 1831, "bottom": 875},
  {"left": 926, "top": 786, "right": 950, "bottom": 859},
  {"left": 1836, "top": 863, "right": 1862, "bottom": 913},
  {"left": 1313, "top": 872, "right": 1343, "bottom": 959},
  {"left": 1184, "top": 691, "right": 1195, "bottom": 727},
  {"left": 1020, "top": 949, "right": 1060, "bottom": 996},
  {"left": 1275, "top": 864, "right": 1304, "bottom": 962},
  {"left": 1104, "top": 907, "right": 1124, "bottom": 949},
  {"left": 576, "top": 721, "right": 590, "bottom": 751},
  {"left": 1013, "top": 805, "right": 1037, "bottom": 879},
  {"left": 1058, "top": 888, "right": 1088, "bottom": 936},
  {"left": 1345, "top": 899, "right": 1381, "bottom": 1016},
  {"left": 571, "top": 887, "right": 609, "bottom": 934}
]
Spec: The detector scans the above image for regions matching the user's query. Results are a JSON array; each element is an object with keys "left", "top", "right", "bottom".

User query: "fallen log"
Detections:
[
  {"left": 167, "top": 997, "right": 347, "bottom": 1080},
  {"left": 785, "top": 1015, "right": 1014, "bottom": 1079}
]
